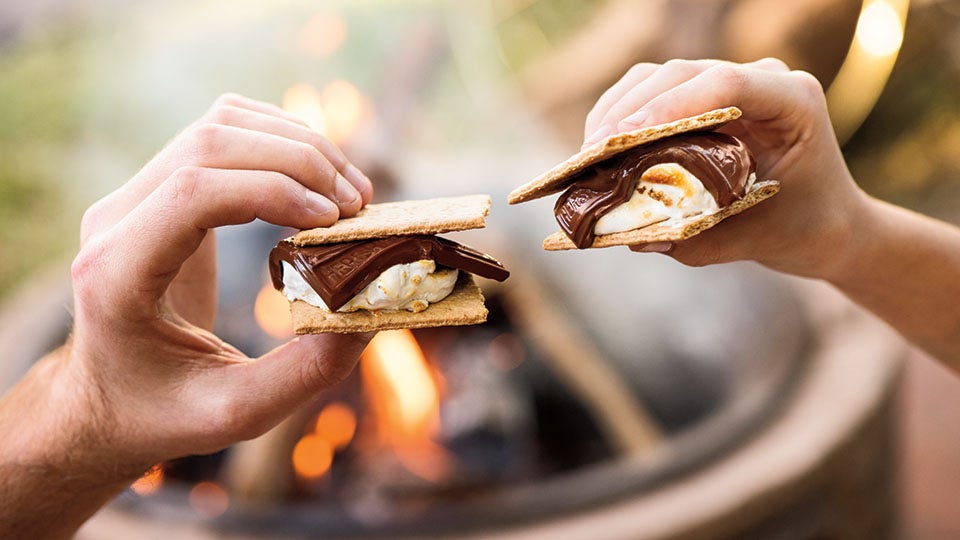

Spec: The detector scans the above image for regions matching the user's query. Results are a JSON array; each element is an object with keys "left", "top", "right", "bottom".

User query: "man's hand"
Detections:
[{"left": 0, "top": 94, "right": 375, "bottom": 538}]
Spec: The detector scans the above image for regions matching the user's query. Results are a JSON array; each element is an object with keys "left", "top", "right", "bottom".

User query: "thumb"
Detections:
[{"left": 230, "top": 332, "right": 374, "bottom": 430}]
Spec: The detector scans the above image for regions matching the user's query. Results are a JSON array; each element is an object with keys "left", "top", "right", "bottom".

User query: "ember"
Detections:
[{"left": 130, "top": 465, "right": 164, "bottom": 496}]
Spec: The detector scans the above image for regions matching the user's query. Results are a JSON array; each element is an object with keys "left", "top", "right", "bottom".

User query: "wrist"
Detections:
[
  {"left": 0, "top": 345, "right": 146, "bottom": 538},
  {"left": 2, "top": 344, "right": 146, "bottom": 483},
  {"left": 815, "top": 189, "right": 881, "bottom": 286}
]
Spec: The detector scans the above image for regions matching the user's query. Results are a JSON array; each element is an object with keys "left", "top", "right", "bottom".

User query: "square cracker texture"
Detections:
[
  {"left": 508, "top": 107, "right": 741, "bottom": 204},
  {"left": 542, "top": 181, "right": 780, "bottom": 250},
  {"left": 290, "top": 273, "right": 488, "bottom": 334},
  {"left": 293, "top": 194, "right": 491, "bottom": 246}
]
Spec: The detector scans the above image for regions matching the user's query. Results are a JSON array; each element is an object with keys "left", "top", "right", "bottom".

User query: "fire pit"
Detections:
[{"left": 0, "top": 219, "right": 904, "bottom": 540}]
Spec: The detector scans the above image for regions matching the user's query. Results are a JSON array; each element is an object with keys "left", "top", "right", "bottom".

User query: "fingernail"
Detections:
[
  {"left": 305, "top": 191, "right": 337, "bottom": 217},
  {"left": 582, "top": 125, "right": 611, "bottom": 148},
  {"left": 631, "top": 241, "right": 673, "bottom": 253},
  {"left": 334, "top": 174, "right": 361, "bottom": 207},
  {"left": 619, "top": 109, "right": 650, "bottom": 130}
]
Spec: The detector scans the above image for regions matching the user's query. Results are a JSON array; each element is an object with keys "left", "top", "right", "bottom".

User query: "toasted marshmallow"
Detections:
[
  {"left": 595, "top": 163, "right": 753, "bottom": 235},
  {"left": 281, "top": 260, "right": 458, "bottom": 313}
]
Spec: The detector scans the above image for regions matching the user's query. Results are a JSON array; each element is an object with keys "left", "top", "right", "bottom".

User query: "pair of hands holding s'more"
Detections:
[{"left": 4, "top": 59, "right": 960, "bottom": 539}]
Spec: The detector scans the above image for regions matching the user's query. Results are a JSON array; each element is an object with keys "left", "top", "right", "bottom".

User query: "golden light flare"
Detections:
[
  {"left": 188, "top": 481, "right": 229, "bottom": 519},
  {"left": 319, "top": 80, "right": 367, "bottom": 145},
  {"left": 281, "top": 80, "right": 369, "bottom": 145},
  {"left": 254, "top": 282, "right": 293, "bottom": 339},
  {"left": 315, "top": 401, "right": 357, "bottom": 451},
  {"left": 130, "top": 465, "right": 164, "bottom": 496},
  {"left": 856, "top": 1, "right": 904, "bottom": 57},
  {"left": 292, "top": 434, "right": 334, "bottom": 480},
  {"left": 825, "top": 0, "right": 909, "bottom": 143},
  {"left": 298, "top": 13, "right": 347, "bottom": 57},
  {"left": 282, "top": 83, "right": 327, "bottom": 133}
]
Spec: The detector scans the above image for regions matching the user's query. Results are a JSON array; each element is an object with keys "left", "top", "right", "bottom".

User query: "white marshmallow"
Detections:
[
  {"left": 281, "top": 260, "right": 458, "bottom": 313},
  {"left": 595, "top": 162, "right": 736, "bottom": 235}
]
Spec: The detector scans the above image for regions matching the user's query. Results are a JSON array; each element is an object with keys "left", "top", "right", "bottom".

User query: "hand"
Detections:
[
  {"left": 0, "top": 93, "right": 377, "bottom": 538},
  {"left": 69, "top": 93, "right": 375, "bottom": 469},
  {"left": 583, "top": 58, "right": 869, "bottom": 280}
]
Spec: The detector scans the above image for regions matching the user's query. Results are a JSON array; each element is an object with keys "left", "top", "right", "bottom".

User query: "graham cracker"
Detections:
[
  {"left": 293, "top": 194, "right": 491, "bottom": 246},
  {"left": 542, "top": 181, "right": 780, "bottom": 250},
  {"left": 508, "top": 107, "right": 741, "bottom": 204},
  {"left": 290, "top": 273, "right": 488, "bottom": 334}
]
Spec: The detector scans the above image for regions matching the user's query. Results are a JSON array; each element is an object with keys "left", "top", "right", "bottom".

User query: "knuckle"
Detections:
[
  {"left": 299, "top": 358, "right": 352, "bottom": 394},
  {"left": 758, "top": 57, "right": 790, "bottom": 70},
  {"left": 708, "top": 64, "right": 747, "bottom": 89},
  {"left": 626, "top": 62, "right": 655, "bottom": 77},
  {"left": 662, "top": 58, "right": 695, "bottom": 74},
  {"left": 166, "top": 166, "right": 205, "bottom": 206},
  {"left": 208, "top": 104, "right": 241, "bottom": 125},
  {"left": 662, "top": 58, "right": 685, "bottom": 69},
  {"left": 190, "top": 123, "right": 225, "bottom": 157},
  {"left": 71, "top": 239, "right": 109, "bottom": 302},
  {"left": 79, "top": 200, "right": 107, "bottom": 244},
  {"left": 789, "top": 70, "right": 824, "bottom": 95},
  {"left": 268, "top": 172, "right": 302, "bottom": 201},
  {"left": 213, "top": 92, "right": 245, "bottom": 108},
  {"left": 309, "top": 134, "right": 347, "bottom": 169},
  {"left": 296, "top": 143, "right": 336, "bottom": 184}
]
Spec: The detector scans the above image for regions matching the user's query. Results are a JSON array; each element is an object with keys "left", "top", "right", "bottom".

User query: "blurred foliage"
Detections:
[
  {"left": 1, "top": 0, "right": 957, "bottom": 303},
  {"left": 844, "top": 2, "right": 960, "bottom": 220},
  {"left": 0, "top": 29, "right": 86, "bottom": 297},
  {"left": 492, "top": 0, "right": 599, "bottom": 71}
]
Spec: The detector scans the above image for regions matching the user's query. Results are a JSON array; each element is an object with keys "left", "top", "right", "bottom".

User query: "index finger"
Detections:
[
  {"left": 629, "top": 65, "right": 825, "bottom": 129},
  {"left": 108, "top": 167, "right": 339, "bottom": 304},
  {"left": 583, "top": 63, "right": 658, "bottom": 142}
]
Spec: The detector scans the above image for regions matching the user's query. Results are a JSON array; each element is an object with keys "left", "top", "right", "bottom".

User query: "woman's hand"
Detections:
[
  {"left": 583, "top": 58, "right": 869, "bottom": 280},
  {"left": 585, "top": 59, "right": 960, "bottom": 363}
]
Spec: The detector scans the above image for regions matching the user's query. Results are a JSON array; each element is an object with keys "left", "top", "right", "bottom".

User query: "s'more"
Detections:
[
  {"left": 508, "top": 107, "right": 780, "bottom": 250},
  {"left": 268, "top": 194, "right": 509, "bottom": 334}
]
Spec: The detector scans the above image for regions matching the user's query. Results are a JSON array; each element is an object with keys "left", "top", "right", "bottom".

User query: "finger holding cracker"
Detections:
[{"left": 269, "top": 195, "right": 509, "bottom": 334}]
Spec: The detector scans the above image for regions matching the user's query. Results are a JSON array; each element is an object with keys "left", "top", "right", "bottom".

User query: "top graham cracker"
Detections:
[
  {"left": 292, "top": 194, "right": 492, "bottom": 246},
  {"left": 507, "top": 107, "right": 741, "bottom": 204}
]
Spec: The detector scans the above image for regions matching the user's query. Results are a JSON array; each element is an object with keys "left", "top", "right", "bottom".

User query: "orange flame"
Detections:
[
  {"left": 361, "top": 330, "right": 451, "bottom": 481},
  {"left": 254, "top": 282, "right": 293, "bottom": 339},
  {"left": 131, "top": 465, "right": 164, "bottom": 496}
]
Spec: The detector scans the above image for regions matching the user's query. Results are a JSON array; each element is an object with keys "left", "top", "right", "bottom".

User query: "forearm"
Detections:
[
  {"left": 826, "top": 197, "right": 960, "bottom": 364},
  {"left": 0, "top": 346, "right": 143, "bottom": 539}
]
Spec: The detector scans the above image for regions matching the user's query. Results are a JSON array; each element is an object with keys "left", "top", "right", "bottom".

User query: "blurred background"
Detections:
[{"left": 0, "top": 0, "right": 958, "bottom": 538}]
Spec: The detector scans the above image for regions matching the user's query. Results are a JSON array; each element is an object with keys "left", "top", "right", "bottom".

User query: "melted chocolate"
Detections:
[
  {"left": 554, "top": 132, "right": 756, "bottom": 248},
  {"left": 269, "top": 235, "right": 509, "bottom": 311}
]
